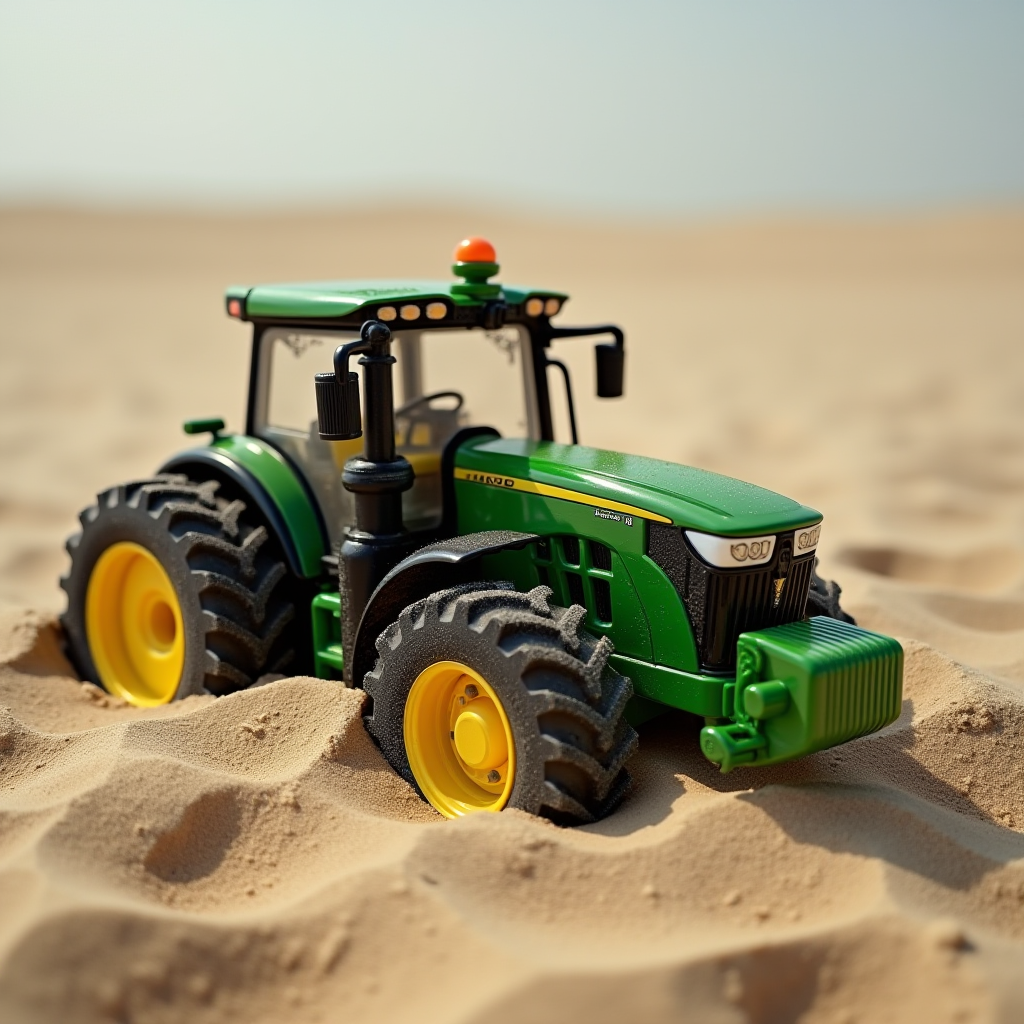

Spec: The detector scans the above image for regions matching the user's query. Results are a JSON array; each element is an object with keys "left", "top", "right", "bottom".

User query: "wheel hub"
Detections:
[
  {"left": 85, "top": 541, "right": 185, "bottom": 706},
  {"left": 403, "top": 661, "right": 516, "bottom": 818},
  {"left": 453, "top": 698, "right": 508, "bottom": 770}
]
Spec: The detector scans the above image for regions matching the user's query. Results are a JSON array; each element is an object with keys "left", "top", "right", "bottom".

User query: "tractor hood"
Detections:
[{"left": 455, "top": 437, "right": 821, "bottom": 537}]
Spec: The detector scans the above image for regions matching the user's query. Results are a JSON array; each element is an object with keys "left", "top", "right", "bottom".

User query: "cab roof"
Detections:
[{"left": 226, "top": 279, "right": 568, "bottom": 321}]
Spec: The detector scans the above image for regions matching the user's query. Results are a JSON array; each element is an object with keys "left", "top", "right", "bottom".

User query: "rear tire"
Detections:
[
  {"left": 60, "top": 475, "right": 295, "bottom": 705},
  {"left": 363, "top": 582, "right": 638, "bottom": 825}
]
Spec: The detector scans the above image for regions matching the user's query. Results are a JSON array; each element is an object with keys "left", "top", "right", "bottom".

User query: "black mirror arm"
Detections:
[
  {"left": 545, "top": 357, "right": 579, "bottom": 445},
  {"left": 545, "top": 324, "right": 624, "bottom": 352}
]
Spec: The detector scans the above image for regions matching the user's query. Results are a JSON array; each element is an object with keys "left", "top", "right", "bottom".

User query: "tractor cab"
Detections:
[
  {"left": 229, "top": 237, "right": 624, "bottom": 542},
  {"left": 252, "top": 319, "right": 530, "bottom": 538}
]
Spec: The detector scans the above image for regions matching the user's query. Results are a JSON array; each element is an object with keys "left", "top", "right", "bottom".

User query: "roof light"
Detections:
[
  {"left": 227, "top": 298, "right": 242, "bottom": 318},
  {"left": 425, "top": 301, "right": 446, "bottom": 320},
  {"left": 544, "top": 298, "right": 560, "bottom": 317},
  {"left": 454, "top": 237, "right": 496, "bottom": 263},
  {"left": 400, "top": 304, "right": 421, "bottom": 321},
  {"left": 378, "top": 306, "right": 397, "bottom": 321},
  {"left": 525, "top": 297, "right": 544, "bottom": 317}
]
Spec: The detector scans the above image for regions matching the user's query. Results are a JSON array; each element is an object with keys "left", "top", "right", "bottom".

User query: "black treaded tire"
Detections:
[
  {"left": 60, "top": 474, "right": 295, "bottom": 699},
  {"left": 807, "top": 557, "right": 855, "bottom": 624},
  {"left": 363, "top": 582, "right": 639, "bottom": 825}
]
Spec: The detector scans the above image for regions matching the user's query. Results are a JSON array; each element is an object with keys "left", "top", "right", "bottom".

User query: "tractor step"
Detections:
[{"left": 312, "top": 591, "right": 344, "bottom": 678}]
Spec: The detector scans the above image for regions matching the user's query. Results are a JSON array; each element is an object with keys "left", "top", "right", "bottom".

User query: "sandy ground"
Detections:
[{"left": 1, "top": 206, "right": 1024, "bottom": 1022}]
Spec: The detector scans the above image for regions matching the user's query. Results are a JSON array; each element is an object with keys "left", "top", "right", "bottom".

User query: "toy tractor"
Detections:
[{"left": 60, "top": 237, "right": 904, "bottom": 824}]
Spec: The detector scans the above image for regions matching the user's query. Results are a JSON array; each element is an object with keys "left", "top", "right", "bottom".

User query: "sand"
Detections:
[{"left": 1, "top": 205, "right": 1024, "bottom": 1022}]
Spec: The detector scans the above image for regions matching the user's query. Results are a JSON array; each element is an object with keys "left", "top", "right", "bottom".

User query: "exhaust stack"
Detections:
[{"left": 315, "top": 320, "right": 414, "bottom": 681}]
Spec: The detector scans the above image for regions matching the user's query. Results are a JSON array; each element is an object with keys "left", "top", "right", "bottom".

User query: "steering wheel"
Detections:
[{"left": 395, "top": 390, "right": 465, "bottom": 418}]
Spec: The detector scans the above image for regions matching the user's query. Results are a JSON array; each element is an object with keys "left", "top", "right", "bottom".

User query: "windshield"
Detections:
[{"left": 403, "top": 326, "right": 529, "bottom": 438}]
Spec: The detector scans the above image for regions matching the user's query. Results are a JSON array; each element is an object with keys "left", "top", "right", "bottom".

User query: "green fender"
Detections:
[{"left": 159, "top": 434, "right": 327, "bottom": 579}]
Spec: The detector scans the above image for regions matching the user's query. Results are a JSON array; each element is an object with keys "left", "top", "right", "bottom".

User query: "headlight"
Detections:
[
  {"left": 793, "top": 523, "right": 821, "bottom": 555},
  {"left": 685, "top": 521, "right": 823, "bottom": 569},
  {"left": 685, "top": 530, "right": 776, "bottom": 568}
]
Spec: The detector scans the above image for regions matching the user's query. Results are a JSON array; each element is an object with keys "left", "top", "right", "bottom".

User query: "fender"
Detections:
[
  {"left": 350, "top": 530, "right": 538, "bottom": 686},
  {"left": 159, "top": 434, "right": 328, "bottom": 579}
]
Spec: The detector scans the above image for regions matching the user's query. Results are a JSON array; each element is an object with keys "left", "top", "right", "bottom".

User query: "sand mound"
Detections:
[{"left": 2, "top": 604, "right": 1024, "bottom": 1023}]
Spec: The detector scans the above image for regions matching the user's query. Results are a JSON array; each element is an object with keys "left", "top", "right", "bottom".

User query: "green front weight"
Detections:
[{"left": 700, "top": 616, "right": 904, "bottom": 772}]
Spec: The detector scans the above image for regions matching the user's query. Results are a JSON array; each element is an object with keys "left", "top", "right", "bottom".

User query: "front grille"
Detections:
[
  {"left": 648, "top": 523, "right": 815, "bottom": 673},
  {"left": 561, "top": 535, "right": 581, "bottom": 566},
  {"left": 532, "top": 535, "right": 615, "bottom": 628},
  {"left": 565, "top": 571, "right": 586, "bottom": 607}
]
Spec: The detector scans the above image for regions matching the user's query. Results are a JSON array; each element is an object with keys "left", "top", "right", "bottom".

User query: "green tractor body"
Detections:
[{"left": 61, "top": 241, "right": 903, "bottom": 822}]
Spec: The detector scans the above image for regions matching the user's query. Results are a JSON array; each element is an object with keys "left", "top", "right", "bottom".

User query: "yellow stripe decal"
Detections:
[{"left": 453, "top": 467, "right": 672, "bottom": 524}]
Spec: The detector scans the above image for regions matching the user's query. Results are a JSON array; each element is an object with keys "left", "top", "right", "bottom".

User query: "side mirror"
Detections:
[
  {"left": 595, "top": 343, "right": 625, "bottom": 398},
  {"left": 315, "top": 370, "right": 362, "bottom": 440}
]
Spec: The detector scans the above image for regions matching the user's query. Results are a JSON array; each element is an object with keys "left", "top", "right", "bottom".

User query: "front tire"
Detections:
[
  {"left": 807, "top": 557, "right": 855, "bottom": 624},
  {"left": 363, "top": 582, "right": 638, "bottom": 825},
  {"left": 60, "top": 475, "right": 294, "bottom": 705}
]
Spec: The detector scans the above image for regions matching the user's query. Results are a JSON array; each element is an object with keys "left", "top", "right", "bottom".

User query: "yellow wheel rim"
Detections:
[
  {"left": 404, "top": 661, "right": 516, "bottom": 818},
  {"left": 85, "top": 541, "right": 185, "bottom": 706}
]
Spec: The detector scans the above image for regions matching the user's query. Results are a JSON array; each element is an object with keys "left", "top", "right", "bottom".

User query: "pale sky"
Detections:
[{"left": 1, "top": 0, "right": 1022, "bottom": 215}]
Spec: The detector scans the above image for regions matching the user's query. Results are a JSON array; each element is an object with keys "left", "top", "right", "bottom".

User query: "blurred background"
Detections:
[
  {"left": 2, "top": 1, "right": 1023, "bottom": 635},
  {"left": 3, "top": 1, "right": 1023, "bottom": 213}
]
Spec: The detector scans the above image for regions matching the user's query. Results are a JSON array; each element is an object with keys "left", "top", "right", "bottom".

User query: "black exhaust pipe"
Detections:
[{"left": 315, "top": 320, "right": 414, "bottom": 682}]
